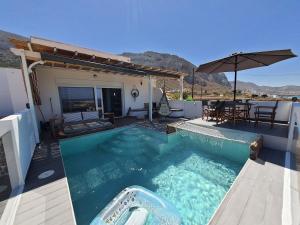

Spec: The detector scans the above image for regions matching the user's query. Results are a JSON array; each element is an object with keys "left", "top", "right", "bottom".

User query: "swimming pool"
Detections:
[{"left": 60, "top": 125, "right": 250, "bottom": 225}]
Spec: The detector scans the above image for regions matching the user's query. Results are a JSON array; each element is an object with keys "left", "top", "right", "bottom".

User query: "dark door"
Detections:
[{"left": 102, "top": 88, "right": 122, "bottom": 117}]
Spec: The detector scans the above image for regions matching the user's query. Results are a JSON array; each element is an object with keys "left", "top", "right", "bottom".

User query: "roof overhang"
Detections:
[{"left": 10, "top": 37, "right": 187, "bottom": 79}]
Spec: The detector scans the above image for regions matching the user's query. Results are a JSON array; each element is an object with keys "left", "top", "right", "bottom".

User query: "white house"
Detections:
[{"left": 6, "top": 36, "right": 187, "bottom": 142}]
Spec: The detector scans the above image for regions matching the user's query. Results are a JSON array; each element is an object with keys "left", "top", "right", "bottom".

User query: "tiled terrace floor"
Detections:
[{"left": 189, "top": 118, "right": 289, "bottom": 138}]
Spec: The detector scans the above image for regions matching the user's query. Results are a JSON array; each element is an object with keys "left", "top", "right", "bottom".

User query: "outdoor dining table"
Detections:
[{"left": 224, "top": 101, "right": 254, "bottom": 123}]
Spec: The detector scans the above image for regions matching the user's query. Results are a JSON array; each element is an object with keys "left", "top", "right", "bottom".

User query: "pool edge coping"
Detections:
[
  {"left": 206, "top": 157, "right": 251, "bottom": 225},
  {"left": 57, "top": 142, "right": 79, "bottom": 225},
  {"left": 175, "top": 121, "right": 261, "bottom": 145}
]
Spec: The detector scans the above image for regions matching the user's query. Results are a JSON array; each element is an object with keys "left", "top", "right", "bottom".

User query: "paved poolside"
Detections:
[
  {"left": 11, "top": 118, "right": 185, "bottom": 225},
  {"left": 209, "top": 148, "right": 300, "bottom": 225},
  {"left": 189, "top": 118, "right": 289, "bottom": 138},
  {"left": 10, "top": 118, "right": 300, "bottom": 225},
  {"left": 13, "top": 133, "right": 76, "bottom": 225}
]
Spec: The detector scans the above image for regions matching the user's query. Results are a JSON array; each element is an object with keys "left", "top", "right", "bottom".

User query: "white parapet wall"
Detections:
[
  {"left": 169, "top": 100, "right": 202, "bottom": 119},
  {"left": 0, "top": 68, "right": 28, "bottom": 118},
  {"left": 0, "top": 109, "right": 37, "bottom": 189},
  {"left": 249, "top": 100, "right": 292, "bottom": 122},
  {"left": 287, "top": 102, "right": 300, "bottom": 153}
]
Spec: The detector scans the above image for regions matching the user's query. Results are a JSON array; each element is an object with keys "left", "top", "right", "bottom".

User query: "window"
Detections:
[{"left": 58, "top": 87, "right": 96, "bottom": 113}]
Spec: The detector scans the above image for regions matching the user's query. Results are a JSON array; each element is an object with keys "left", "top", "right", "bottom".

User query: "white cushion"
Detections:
[
  {"left": 82, "top": 111, "right": 99, "bottom": 120},
  {"left": 63, "top": 112, "right": 82, "bottom": 123}
]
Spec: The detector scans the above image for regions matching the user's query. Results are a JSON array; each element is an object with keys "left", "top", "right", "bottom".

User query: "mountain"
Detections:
[
  {"left": 0, "top": 30, "right": 28, "bottom": 68},
  {"left": 121, "top": 51, "right": 231, "bottom": 93},
  {"left": 231, "top": 81, "right": 300, "bottom": 96},
  {"left": 0, "top": 29, "right": 232, "bottom": 94}
]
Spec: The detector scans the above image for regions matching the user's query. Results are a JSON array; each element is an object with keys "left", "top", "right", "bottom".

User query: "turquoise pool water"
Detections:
[{"left": 60, "top": 125, "right": 249, "bottom": 225}]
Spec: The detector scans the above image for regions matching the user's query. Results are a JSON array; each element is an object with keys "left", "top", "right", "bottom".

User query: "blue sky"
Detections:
[{"left": 1, "top": 0, "right": 299, "bottom": 86}]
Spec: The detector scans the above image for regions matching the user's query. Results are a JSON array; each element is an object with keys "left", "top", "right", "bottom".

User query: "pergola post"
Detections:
[
  {"left": 14, "top": 49, "right": 40, "bottom": 143},
  {"left": 179, "top": 75, "right": 184, "bottom": 100},
  {"left": 148, "top": 75, "right": 153, "bottom": 122}
]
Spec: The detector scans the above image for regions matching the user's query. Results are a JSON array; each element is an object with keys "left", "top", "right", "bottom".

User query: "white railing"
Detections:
[
  {"left": 287, "top": 102, "right": 300, "bottom": 152},
  {"left": 0, "top": 109, "right": 37, "bottom": 189}
]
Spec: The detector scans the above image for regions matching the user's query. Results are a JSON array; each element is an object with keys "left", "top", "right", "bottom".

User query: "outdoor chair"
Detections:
[
  {"left": 254, "top": 100, "right": 279, "bottom": 128},
  {"left": 203, "top": 101, "right": 216, "bottom": 121},
  {"left": 157, "top": 90, "right": 183, "bottom": 121},
  {"left": 158, "top": 91, "right": 171, "bottom": 121},
  {"left": 201, "top": 100, "right": 209, "bottom": 119},
  {"left": 240, "top": 99, "right": 252, "bottom": 122},
  {"left": 235, "top": 99, "right": 251, "bottom": 122},
  {"left": 203, "top": 101, "right": 226, "bottom": 124}
]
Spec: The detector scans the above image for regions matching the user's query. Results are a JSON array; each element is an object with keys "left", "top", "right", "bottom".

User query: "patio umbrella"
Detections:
[{"left": 196, "top": 49, "right": 297, "bottom": 100}]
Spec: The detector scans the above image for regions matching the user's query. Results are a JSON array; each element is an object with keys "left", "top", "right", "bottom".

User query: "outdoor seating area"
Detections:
[
  {"left": 50, "top": 111, "right": 114, "bottom": 138},
  {"left": 127, "top": 102, "right": 183, "bottom": 119},
  {"left": 203, "top": 100, "right": 279, "bottom": 128},
  {"left": 254, "top": 100, "right": 279, "bottom": 128}
]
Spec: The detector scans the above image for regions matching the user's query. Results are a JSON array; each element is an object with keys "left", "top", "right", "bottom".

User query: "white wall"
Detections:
[
  {"left": 287, "top": 102, "right": 300, "bottom": 153},
  {"left": 249, "top": 100, "right": 292, "bottom": 122},
  {"left": 35, "top": 67, "right": 158, "bottom": 121},
  {"left": 183, "top": 101, "right": 202, "bottom": 119},
  {"left": 0, "top": 68, "right": 28, "bottom": 118},
  {"left": 169, "top": 100, "right": 184, "bottom": 117},
  {"left": 0, "top": 109, "right": 36, "bottom": 189},
  {"left": 168, "top": 100, "right": 202, "bottom": 119}
]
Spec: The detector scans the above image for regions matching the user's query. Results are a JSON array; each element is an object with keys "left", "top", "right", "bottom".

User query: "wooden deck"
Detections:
[
  {"left": 209, "top": 148, "right": 300, "bottom": 225},
  {"left": 11, "top": 118, "right": 299, "bottom": 225},
  {"left": 13, "top": 133, "right": 76, "bottom": 225}
]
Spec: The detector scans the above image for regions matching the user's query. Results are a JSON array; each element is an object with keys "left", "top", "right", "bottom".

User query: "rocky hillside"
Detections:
[
  {"left": 121, "top": 51, "right": 231, "bottom": 93},
  {"left": 0, "top": 30, "right": 28, "bottom": 68},
  {"left": 231, "top": 80, "right": 300, "bottom": 96},
  {"left": 0, "top": 29, "right": 232, "bottom": 94}
]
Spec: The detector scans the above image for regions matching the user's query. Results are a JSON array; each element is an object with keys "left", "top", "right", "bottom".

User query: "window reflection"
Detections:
[{"left": 59, "top": 87, "right": 96, "bottom": 113}]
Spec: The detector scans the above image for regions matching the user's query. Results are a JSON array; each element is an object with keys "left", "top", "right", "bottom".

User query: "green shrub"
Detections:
[
  {"left": 185, "top": 95, "right": 194, "bottom": 101},
  {"left": 183, "top": 91, "right": 189, "bottom": 99}
]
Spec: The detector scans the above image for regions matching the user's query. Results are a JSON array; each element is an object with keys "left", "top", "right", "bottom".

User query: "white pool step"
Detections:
[
  {"left": 90, "top": 186, "right": 181, "bottom": 225},
  {"left": 124, "top": 208, "right": 148, "bottom": 225}
]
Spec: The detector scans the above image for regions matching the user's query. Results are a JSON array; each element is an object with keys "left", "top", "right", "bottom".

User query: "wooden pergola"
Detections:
[
  {"left": 10, "top": 37, "right": 187, "bottom": 140},
  {"left": 10, "top": 37, "right": 186, "bottom": 79}
]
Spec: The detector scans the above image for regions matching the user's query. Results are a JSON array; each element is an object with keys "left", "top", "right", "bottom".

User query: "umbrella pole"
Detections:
[
  {"left": 191, "top": 68, "right": 195, "bottom": 99},
  {"left": 233, "top": 55, "right": 238, "bottom": 101}
]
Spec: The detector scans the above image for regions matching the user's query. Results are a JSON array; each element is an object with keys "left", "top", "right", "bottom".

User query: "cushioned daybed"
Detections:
[{"left": 52, "top": 111, "right": 114, "bottom": 138}]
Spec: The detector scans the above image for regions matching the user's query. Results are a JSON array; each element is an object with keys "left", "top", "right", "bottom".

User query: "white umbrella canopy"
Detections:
[{"left": 196, "top": 49, "right": 297, "bottom": 100}]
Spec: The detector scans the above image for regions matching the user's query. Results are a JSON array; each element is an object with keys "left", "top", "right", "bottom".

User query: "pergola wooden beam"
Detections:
[
  {"left": 40, "top": 52, "right": 183, "bottom": 78},
  {"left": 10, "top": 37, "right": 187, "bottom": 79},
  {"left": 41, "top": 52, "right": 148, "bottom": 76}
]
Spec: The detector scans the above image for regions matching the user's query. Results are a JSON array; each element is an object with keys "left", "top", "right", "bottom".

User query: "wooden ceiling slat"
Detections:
[{"left": 10, "top": 38, "right": 187, "bottom": 78}]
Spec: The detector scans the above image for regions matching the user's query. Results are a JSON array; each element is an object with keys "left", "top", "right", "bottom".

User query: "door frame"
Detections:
[
  {"left": 100, "top": 87, "right": 124, "bottom": 118},
  {"left": 94, "top": 86, "right": 104, "bottom": 118},
  {"left": 56, "top": 83, "right": 124, "bottom": 117}
]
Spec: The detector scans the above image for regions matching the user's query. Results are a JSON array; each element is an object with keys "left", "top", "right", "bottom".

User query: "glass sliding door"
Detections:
[
  {"left": 58, "top": 87, "right": 96, "bottom": 113},
  {"left": 58, "top": 86, "right": 123, "bottom": 117},
  {"left": 102, "top": 88, "right": 122, "bottom": 117}
]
